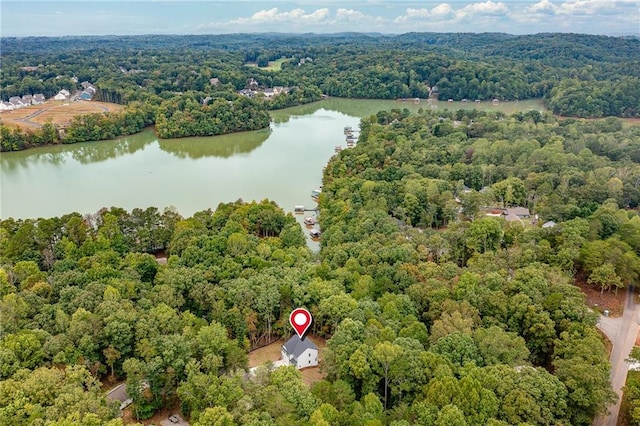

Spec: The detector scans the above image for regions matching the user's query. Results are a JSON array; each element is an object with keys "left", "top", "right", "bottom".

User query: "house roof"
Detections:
[
  {"left": 542, "top": 221, "right": 557, "bottom": 228},
  {"left": 504, "top": 211, "right": 522, "bottom": 222},
  {"left": 506, "top": 207, "right": 530, "bottom": 217},
  {"left": 283, "top": 335, "right": 317, "bottom": 358}
]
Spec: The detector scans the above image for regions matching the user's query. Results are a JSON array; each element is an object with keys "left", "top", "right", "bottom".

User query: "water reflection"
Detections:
[
  {"left": 157, "top": 128, "right": 271, "bottom": 159},
  {"left": 0, "top": 130, "right": 156, "bottom": 170},
  {"left": 270, "top": 97, "right": 547, "bottom": 125}
]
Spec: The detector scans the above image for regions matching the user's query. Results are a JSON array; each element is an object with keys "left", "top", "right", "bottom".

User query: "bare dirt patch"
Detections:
[
  {"left": 122, "top": 404, "right": 185, "bottom": 425},
  {"left": 248, "top": 335, "right": 327, "bottom": 368},
  {"left": 575, "top": 276, "right": 626, "bottom": 318},
  {"left": 248, "top": 338, "right": 286, "bottom": 368},
  {"left": 247, "top": 335, "right": 327, "bottom": 386},
  {"left": 300, "top": 365, "right": 327, "bottom": 386},
  {"left": 0, "top": 100, "right": 123, "bottom": 130}
]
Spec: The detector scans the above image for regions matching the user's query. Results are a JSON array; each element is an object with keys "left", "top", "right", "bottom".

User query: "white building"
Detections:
[
  {"left": 54, "top": 89, "right": 70, "bottom": 100},
  {"left": 281, "top": 335, "right": 318, "bottom": 369}
]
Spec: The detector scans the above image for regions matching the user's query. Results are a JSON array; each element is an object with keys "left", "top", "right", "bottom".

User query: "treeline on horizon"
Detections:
[
  {"left": 0, "top": 32, "right": 638, "bottom": 150},
  {"left": 2, "top": 109, "right": 640, "bottom": 425}
]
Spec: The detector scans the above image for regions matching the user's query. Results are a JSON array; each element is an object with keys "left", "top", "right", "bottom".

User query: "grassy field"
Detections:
[
  {"left": 0, "top": 100, "right": 123, "bottom": 130},
  {"left": 245, "top": 57, "right": 289, "bottom": 71}
]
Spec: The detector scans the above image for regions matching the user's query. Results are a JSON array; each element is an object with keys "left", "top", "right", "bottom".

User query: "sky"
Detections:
[{"left": 1, "top": 0, "right": 639, "bottom": 37}]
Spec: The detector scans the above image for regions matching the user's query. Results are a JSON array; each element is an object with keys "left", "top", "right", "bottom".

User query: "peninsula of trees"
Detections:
[
  {"left": 1, "top": 32, "right": 639, "bottom": 151},
  {"left": 3, "top": 108, "right": 640, "bottom": 424}
]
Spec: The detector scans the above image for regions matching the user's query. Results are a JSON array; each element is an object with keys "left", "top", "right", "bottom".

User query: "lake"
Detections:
[{"left": 1, "top": 97, "right": 545, "bottom": 225}]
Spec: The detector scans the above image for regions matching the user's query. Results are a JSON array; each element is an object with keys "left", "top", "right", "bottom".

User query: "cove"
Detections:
[{"left": 0, "top": 98, "right": 546, "bottom": 221}]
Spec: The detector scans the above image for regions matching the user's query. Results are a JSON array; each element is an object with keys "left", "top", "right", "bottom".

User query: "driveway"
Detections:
[{"left": 594, "top": 285, "right": 639, "bottom": 426}]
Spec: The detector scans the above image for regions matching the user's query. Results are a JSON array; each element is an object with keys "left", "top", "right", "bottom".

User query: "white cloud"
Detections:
[
  {"left": 456, "top": 0, "right": 509, "bottom": 17},
  {"left": 335, "top": 8, "right": 368, "bottom": 22},
  {"left": 393, "top": 8, "right": 430, "bottom": 24},
  {"left": 431, "top": 3, "right": 456, "bottom": 18},
  {"left": 227, "top": 7, "right": 330, "bottom": 25},
  {"left": 525, "top": 0, "right": 558, "bottom": 14},
  {"left": 199, "top": 7, "right": 389, "bottom": 32},
  {"left": 195, "top": 1, "right": 639, "bottom": 35},
  {"left": 523, "top": 0, "right": 638, "bottom": 16}
]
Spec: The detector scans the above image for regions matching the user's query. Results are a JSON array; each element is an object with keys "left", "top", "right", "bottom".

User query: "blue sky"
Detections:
[{"left": 1, "top": 0, "right": 638, "bottom": 37}]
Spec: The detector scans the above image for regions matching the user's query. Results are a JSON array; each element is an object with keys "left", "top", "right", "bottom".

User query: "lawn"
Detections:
[{"left": 245, "top": 57, "right": 289, "bottom": 71}]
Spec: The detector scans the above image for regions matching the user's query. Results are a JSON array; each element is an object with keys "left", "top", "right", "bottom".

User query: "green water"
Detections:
[{"left": 1, "top": 97, "right": 546, "bottom": 221}]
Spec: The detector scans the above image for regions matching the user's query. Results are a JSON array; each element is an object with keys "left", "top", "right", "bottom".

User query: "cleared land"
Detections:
[
  {"left": 248, "top": 335, "right": 327, "bottom": 386},
  {"left": 245, "top": 57, "right": 289, "bottom": 71},
  {"left": 575, "top": 275, "right": 626, "bottom": 317},
  {"left": 0, "top": 101, "right": 123, "bottom": 130}
]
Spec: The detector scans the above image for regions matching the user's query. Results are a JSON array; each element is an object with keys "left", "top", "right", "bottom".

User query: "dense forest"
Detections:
[
  {"left": 2, "top": 109, "right": 640, "bottom": 424},
  {"left": 1, "top": 33, "right": 639, "bottom": 150}
]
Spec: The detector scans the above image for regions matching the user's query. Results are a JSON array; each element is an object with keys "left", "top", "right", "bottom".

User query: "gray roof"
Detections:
[
  {"left": 504, "top": 211, "right": 522, "bottom": 222},
  {"left": 506, "top": 207, "right": 530, "bottom": 217},
  {"left": 283, "top": 335, "right": 317, "bottom": 358},
  {"left": 542, "top": 220, "right": 557, "bottom": 228}
]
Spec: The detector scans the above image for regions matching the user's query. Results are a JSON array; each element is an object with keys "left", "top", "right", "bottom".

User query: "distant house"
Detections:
[
  {"left": 0, "top": 101, "right": 14, "bottom": 111},
  {"left": 78, "top": 82, "right": 96, "bottom": 100},
  {"left": 485, "top": 209, "right": 504, "bottom": 218},
  {"left": 54, "top": 89, "right": 70, "bottom": 100},
  {"left": 504, "top": 211, "right": 522, "bottom": 223},
  {"left": 105, "top": 383, "right": 133, "bottom": 412},
  {"left": 210, "top": 77, "right": 220, "bottom": 86},
  {"left": 9, "top": 96, "right": 25, "bottom": 108},
  {"left": 542, "top": 220, "right": 557, "bottom": 229},
  {"left": 281, "top": 335, "right": 318, "bottom": 369},
  {"left": 33, "top": 94, "right": 45, "bottom": 104},
  {"left": 492, "top": 99, "right": 500, "bottom": 106},
  {"left": 247, "top": 78, "right": 259, "bottom": 90},
  {"left": 22, "top": 94, "right": 33, "bottom": 104},
  {"left": 506, "top": 207, "right": 530, "bottom": 219}
]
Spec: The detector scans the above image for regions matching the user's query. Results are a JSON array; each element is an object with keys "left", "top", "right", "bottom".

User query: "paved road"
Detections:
[{"left": 594, "top": 285, "right": 639, "bottom": 426}]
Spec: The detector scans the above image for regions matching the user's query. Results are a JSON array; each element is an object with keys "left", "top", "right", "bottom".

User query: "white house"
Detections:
[
  {"left": 0, "top": 101, "right": 14, "bottom": 111},
  {"left": 281, "top": 335, "right": 318, "bottom": 369},
  {"left": 54, "top": 89, "right": 70, "bottom": 100},
  {"left": 9, "top": 96, "right": 25, "bottom": 108}
]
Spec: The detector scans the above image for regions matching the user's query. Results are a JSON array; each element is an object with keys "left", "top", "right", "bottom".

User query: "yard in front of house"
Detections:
[{"left": 248, "top": 335, "right": 327, "bottom": 386}]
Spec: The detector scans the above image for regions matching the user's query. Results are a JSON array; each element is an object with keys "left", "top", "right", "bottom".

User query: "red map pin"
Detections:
[{"left": 289, "top": 308, "right": 312, "bottom": 338}]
